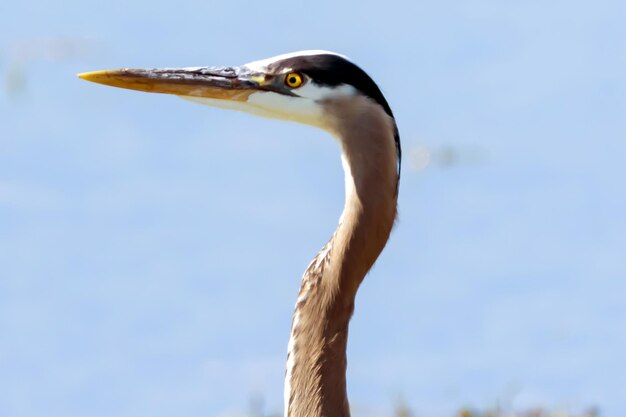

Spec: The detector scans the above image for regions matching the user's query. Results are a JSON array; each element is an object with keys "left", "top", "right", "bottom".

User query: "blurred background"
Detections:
[{"left": 1, "top": 0, "right": 625, "bottom": 416}]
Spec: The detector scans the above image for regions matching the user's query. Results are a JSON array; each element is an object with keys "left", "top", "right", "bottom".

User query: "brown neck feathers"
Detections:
[{"left": 284, "top": 96, "right": 398, "bottom": 417}]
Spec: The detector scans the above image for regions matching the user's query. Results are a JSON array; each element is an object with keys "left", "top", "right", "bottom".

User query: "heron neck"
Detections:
[{"left": 285, "top": 97, "right": 398, "bottom": 417}]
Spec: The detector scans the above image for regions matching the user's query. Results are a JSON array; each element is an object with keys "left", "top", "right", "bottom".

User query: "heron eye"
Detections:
[{"left": 285, "top": 72, "right": 304, "bottom": 88}]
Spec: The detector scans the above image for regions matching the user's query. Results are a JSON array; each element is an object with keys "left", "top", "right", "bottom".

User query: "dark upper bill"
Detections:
[{"left": 77, "top": 66, "right": 261, "bottom": 101}]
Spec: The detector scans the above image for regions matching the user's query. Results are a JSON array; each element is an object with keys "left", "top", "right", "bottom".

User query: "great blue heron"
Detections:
[{"left": 79, "top": 50, "right": 401, "bottom": 417}]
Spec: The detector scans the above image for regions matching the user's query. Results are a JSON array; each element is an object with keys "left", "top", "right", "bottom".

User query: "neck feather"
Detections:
[{"left": 284, "top": 96, "right": 398, "bottom": 417}]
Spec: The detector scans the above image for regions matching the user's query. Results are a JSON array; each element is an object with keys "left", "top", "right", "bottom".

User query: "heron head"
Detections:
[{"left": 78, "top": 50, "right": 395, "bottom": 133}]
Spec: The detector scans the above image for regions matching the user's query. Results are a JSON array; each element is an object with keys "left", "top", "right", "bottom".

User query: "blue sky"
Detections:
[{"left": 1, "top": 0, "right": 625, "bottom": 416}]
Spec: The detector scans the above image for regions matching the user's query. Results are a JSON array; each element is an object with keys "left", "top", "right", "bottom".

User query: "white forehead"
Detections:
[
  {"left": 244, "top": 50, "right": 349, "bottom": 72},
  {"left": 244, "top": 50, "right": 357, "bottom": 100}
]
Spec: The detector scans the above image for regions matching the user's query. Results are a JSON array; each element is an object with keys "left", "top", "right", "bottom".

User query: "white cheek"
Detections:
[
  {"left": 295, "top": 83, "right": 357, "bottom": 101},
  {"left": 179, "top": 95, "right": 251, "bottom": 113},
  {"left": 246, "top": 91, "right": 324, "bottom": 126},
  {"left": 179, "top": 92, "right": 326, "bottom": 128}
]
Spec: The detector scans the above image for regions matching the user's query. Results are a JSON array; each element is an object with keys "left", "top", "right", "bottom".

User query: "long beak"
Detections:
[{"left": 77, "top": 66, "right": 262, "bottom": 101}]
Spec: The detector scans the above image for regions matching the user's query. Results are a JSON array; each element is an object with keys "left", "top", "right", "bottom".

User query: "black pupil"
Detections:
[{"left": 289, "top": 76, "right": 297, "bottom": 84}]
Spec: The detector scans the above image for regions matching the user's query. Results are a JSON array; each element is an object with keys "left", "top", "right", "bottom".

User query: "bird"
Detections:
[{"left": 79, "top": 50, "right": 401, "bottom": 417}]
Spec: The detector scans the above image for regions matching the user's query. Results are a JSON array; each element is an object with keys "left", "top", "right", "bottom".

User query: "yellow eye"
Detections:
[{"left": 285, "top": 72, "right": 304, "bottom": 88}]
